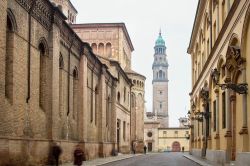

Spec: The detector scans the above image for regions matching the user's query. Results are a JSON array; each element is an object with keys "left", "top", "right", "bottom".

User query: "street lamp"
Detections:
[{"left": 211, "top": 68, "right": 248, "bottom": 94}]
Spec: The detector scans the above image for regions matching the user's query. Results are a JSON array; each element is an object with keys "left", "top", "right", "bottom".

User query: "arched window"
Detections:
[
  {"left": 59, "top": 54, "right": 64, "bottom": 69},
  {"left": 106, "top": 96, "right": 111, "bottom": 127},
  {"left": 5, "top": 12, "right": 16, "bottom": 102},
  {"left": 73, "top": 67, "right": 78, "bottom": 120},
  {"left": 98, "top": 43, "right": 104, "bottom": 56},
  {"left": 59, "top": 54, "right": 64, "bottom": 117},
  {"left": 131, "top": 93, "right": 135, "bottom": 108},
  {"left": 91, "top": 43, "right": 97, "bottom": 54},
  {"left": 39, "top": 42, "right": 47, "bottom": 110},
  {"left": 159, "top": 70, "right": 163, "bottom": 78},
  {"left": 163, "top": 72, "right": 165, "bottom": 79},
  {"left": 106, "top": 43, "right": 112, "bottom": 57}
]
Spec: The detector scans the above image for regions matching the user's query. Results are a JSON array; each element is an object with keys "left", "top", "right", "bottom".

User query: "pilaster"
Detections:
[{"left": 49, "top": 23, "right": 61, "bottom": 140}]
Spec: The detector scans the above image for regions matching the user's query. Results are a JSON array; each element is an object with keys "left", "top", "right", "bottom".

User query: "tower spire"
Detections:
[{"left": 159, "top": 28, "right": 162, "bottom": 36}]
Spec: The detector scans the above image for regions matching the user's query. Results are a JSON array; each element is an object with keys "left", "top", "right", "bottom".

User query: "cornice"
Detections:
[
  {"left": 71, "top": 23, "right": 134, "bottom": 51},
  {"left": 191, "top": 0, "right": 243, "bottom": 95},
  {"left": 187, "top": 0, "right": 206, "bottom": 54}
]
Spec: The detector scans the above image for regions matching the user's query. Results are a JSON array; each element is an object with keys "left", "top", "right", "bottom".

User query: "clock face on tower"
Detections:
[{"left": 152, "top": 31, "right": 169, "bottom": 128}]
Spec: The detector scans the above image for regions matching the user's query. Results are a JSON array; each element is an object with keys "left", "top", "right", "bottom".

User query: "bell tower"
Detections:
[{"left": 152, "top": 31, "right": 169, "bottom": 127}]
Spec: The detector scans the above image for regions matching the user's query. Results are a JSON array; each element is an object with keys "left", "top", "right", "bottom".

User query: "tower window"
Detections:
[
  {"left": 160, "top": 102, "right": 162, "bottom": 109},
  {"left": 159, "top": 70, "right": 163, "bottom": 78}
]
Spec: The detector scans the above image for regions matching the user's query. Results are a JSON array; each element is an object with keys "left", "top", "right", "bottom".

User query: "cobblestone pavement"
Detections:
[{"left": 102, "top": 152, "right": 200, "bottom": 166}]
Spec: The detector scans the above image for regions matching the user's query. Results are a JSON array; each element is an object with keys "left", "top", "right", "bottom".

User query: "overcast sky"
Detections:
[{"left": 71, "top": 0, "right": 198, "bottom": 127}]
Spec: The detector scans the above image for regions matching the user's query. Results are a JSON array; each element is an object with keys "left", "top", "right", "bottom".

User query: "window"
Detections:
[
  {"left": 106, "top": 96, "right": 110, "bottom": 126},
  {"left": 117, "top": 92, "right": 120, "bottom": 103},
  {"left": 222, "top": 92, "right": 226, "bottom": 129},
  {"left": 159, "top": 91, "right": 162, "bottom": 95},
  {"left": 87, "top": 68, "right": 93, "bottom": 123},
  {"left": 131, "top": 93, "right": 135, "bottom": 108},
  {"left": 91, "top": 43, "right": 97, "bottom": 54},
  {"left": 123, "top": 121, "right": 126, "bottom": 140},
  {"left": 98, "top": 43, "right": 104, "bottom": 56},
  {"left": 213, "top": 100, "right": 217, "bottom": 131},
  {"left": 39, "top": 42, "right": 46, "bottom": 110},
  {"left": 147, "top": 131, "right": 153, "bottom": 137},
  {"left": 174, "top": 131, "right": 178, "bottom": 138},
  {"left": 159, "top": 70, "right": 163, "bottom": 78},
  {"left": 5, "top": 14, "right": 15, "bottom": 102},
  {"left": 160, "top": 102, "right": 162, "bottom": 109},
  {"left": 59, "top": 55, "right": 64, "bottom": 117},
  {"left": 124, "top": 87, "right": 126, "bottom": 102},
  {"left": 106, "top": 43, "right": 112, "bottom": 57}
]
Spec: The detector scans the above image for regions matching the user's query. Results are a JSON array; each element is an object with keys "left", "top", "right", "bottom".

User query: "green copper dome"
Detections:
[{"left": 155, "top": 32, "right": 165, "bottom": 46}]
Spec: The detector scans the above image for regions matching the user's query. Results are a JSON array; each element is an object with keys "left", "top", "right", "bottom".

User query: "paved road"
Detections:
[{"left": 102, "top": 152, "right": 200, "bottom": 166}]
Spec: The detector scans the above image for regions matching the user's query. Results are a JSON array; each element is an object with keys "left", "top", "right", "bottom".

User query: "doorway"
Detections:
[
  {"left": 172, "top": 141, "right": 181, "bottom": 152},
  {"left": 117, "top": 120, "right": 120, "bottom": 152},
  {"left": 148, "top": 142, "right": 152, "bottom": 152}
]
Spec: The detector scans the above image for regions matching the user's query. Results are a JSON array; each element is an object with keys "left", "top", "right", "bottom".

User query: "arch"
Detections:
[
  {"left": 172, "top": 141, "right": 181, "bottom": 152},
  {"left": 7, "top": 9, "right": 17, "bottom": 32},
  {"left": 106, "top": 43, "right": 112, "bottom": 57},
  {"left": 59, "top": 53, "right": 64, "bottom": 69},
  {"left": 241, "top": 5, "right": 250, "bottom": 59},
  {"left": 38, "top": 37, "right": 49, "bottom": 55},
  {"left": 98, "top": 43, "right": 104, "bottom": 56},
  {"left": 133, "top": 80, "right": 136, "bottom": 85},
  {"left": 39, "top": 39, "right": 49, "bottom": 111},
  {"left": 91, "top": 43, "right": 97, "bottom": 54}
]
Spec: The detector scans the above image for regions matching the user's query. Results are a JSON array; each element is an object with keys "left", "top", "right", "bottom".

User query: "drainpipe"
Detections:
[
  {"left": 66, "top": 39, "right": 74, "bottom": 140},
  {"left": 129, "top": 83, "right": 132, "bottom": 150},
  {"left": 67, "top": 41, "right": 74, "bottom": 116},
  {"left": 26, "top": 0, "right": 38, "bottom": 103}
]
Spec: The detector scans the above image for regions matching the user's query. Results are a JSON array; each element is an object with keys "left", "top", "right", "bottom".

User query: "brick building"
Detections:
[{"left": 0, "top": 0, "right": 145, "bottom": 165}]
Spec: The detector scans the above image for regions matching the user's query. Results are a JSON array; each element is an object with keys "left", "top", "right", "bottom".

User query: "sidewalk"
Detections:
[
  {"left": 183, "top": 154, "right": 218, "bottom": 166},
  {"left": 183, "top": 154, "right": 236, "bottom": 166},
  {"left": 62, "top": 154, "right": 141, "bottom": 166}
]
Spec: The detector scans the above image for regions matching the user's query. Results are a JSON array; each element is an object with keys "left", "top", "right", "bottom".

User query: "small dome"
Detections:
[{"left": 155, "top": 33, "right": 165, "bottom": 46}]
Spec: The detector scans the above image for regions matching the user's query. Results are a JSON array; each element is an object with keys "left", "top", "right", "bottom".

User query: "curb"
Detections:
[
  {"left": 183, "top": 154, "right": 213, "bottom": 166},
  {"left": 96, "top": 154, "right": 141, "bottom": 166}
]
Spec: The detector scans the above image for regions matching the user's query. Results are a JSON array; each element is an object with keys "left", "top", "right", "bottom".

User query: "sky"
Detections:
[{"left": 71, "top": 0, "right": 198, "bottom": 127}]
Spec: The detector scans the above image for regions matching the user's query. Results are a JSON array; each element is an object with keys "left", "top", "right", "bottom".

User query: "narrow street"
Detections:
[{"left": 102, "top": 152, "right": 199, "bottom": 166}]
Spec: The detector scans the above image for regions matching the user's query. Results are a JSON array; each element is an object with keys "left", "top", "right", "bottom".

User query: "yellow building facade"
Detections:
[
  {"left": 188, "top": 0, "right": 250, "bottom": 165},
  {"left": 158, "top": 128, "right": 190, "bottom": 152}
]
